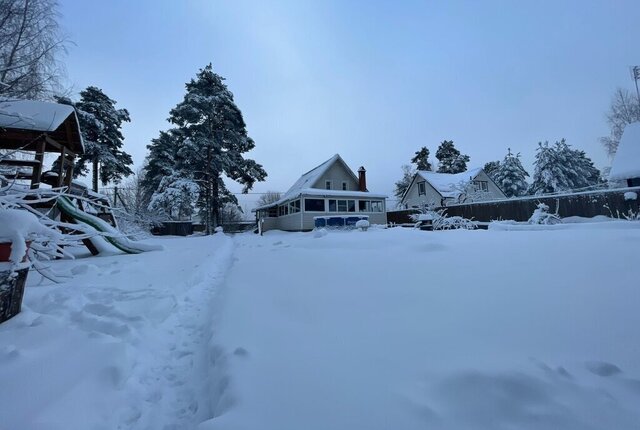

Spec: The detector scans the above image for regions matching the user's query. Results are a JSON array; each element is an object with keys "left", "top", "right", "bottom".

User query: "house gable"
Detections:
[{"left": 312, "top": 157, "right": 360, "bottom": 191}]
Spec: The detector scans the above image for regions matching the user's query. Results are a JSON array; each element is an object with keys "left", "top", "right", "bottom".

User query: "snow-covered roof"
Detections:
[
  {"left": 415, "top": 167, "right": 483, "bottom": 198},
  {"left": 609, "top": 122, "right": 640, "bottom": 180},
  {"left": 0, "top": 99, "right": 84, "bottom": 153},
  {"left": 0, "top": 99, "right": 76, "bottom": 132},
  {"left": 254, "top": 154, "right": 385, "bottom": 211}
]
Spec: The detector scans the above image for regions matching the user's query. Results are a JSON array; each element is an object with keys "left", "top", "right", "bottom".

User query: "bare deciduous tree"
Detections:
[
  {"left": 256, "top": 191, "right": 281, "bottom": 207},
  {"left": 600, "top": 88, "right": 640, "bottom": 157},
  {"left": 0, "top": 0, "right": 68, "bottom": 100}
]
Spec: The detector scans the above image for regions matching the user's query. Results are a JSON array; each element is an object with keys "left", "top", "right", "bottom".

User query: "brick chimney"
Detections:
[{"left": 358, "top": 166, "right": 367, "bottom": 192}]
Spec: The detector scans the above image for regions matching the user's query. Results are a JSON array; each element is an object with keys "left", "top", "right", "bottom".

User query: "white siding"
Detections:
[{"left": 313, "top": 161, "right": 359, "bottom": 191}]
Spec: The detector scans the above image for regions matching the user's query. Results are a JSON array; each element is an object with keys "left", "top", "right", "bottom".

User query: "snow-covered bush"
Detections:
[
  {"left": 528, "top": 203, "right": 562, "bottom": 225},
  {"left": 624, "top": 191, "right": 637, "bottom": 201},
  {"left": 410, "top": 207, "right": 476, "bottom": 230}
]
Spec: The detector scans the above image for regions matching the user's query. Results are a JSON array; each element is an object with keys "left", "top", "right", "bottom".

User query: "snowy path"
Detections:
[
  {"left": 0, "top": 234, "right": 234, "bottom": 430},
  {"left": 204, "top": 226, "right": 640, "bottom": 430}
]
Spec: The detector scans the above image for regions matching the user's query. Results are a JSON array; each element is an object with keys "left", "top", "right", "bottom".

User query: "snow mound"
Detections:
[{"left": 0, "top": 209, "right": 60, "bottom": 263}]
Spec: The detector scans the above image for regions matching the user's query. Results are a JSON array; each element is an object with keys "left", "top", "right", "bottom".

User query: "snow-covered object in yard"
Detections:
[
  {"left": 57, "top": 196, "right": 162, "bottom": 254},
  {"left": 355, "top": 219, "right": 370, "bottom": 230},
  {"left": 214, "top": 226, "right": 224, "bottom": 233},
  {"left": 610, "top": 123, "right": 640, "bottom": 181},
  {"left": 528, "top": 203, "right": 562, "bottom": 225},
  {"left": 313, "top": 227, "right": 328, "bottom": 238},
  {"left": 0, "top": 209, "right": 60, "bottom": 264},
  {"left": 624, "top": 191, "right": 637, "bottom": 201}
]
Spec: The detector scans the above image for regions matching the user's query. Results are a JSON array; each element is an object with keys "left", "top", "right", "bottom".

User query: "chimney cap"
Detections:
[{"left": 358, "top": 166, "right": 366, "bottom": 172}]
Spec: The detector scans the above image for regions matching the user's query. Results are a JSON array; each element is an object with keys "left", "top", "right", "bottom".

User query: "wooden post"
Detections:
[
  {"left": 57, "top": 147, "right": 67, "bottom": 187},
  {"left": 30, "top": 138, "right": 46, "bottom": 189}
]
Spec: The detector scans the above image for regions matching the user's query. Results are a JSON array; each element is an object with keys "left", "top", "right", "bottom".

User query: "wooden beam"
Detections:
[
  {"left": 57, "top": 147, "right": 67, "bottom": 187},
  {"left": 44, "top": 135, "right": 63, "bottom": 151}
]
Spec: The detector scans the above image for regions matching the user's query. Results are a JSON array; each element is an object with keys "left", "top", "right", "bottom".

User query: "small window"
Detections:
[
  {"left": 342, "top": 182, "right": 347, "bottom": 191},
  {"left": 418, "top": 182, "right": 426, "bottom": 196},
  {"left": 325, "top": 180, "right": 332, "bottom": 190},
  {"left": 347, "top": 200, "right": 356, "bottom": 212},
  {"left": 328, "top": 199, "right": 337, "bottom": 212},
  {"left": 473, "top": 180, "right": 489, "bottom": 192},
  {"left": 305, "top": 198, "right": 325, "bottom": 212}
]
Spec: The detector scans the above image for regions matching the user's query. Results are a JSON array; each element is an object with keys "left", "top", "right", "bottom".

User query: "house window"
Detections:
[
  {"left": 267, "top": 206, "right": 278, "bottom": 217},
  {"left": 278, "top": 204, "right": 289, "bottom": 216},
  {"left": 418, "top": 181, "right": 426, "bottom": 196},
  {"left": 325, "top": 180, "right": 332, "bottom": 190},
  {"left": 328, "top": 200, "right": 337, "bottom": 212},
  {"left": 304, "top": 198, "right": 325, "bottom": 212},
  {"left": 370, "top": 201, "right": 383, "bottom": 212},
  {"left": 473, "top": 180, "right": 489, "bottom": 192},
  {"left": 342, "top": 181, "right": 347, "bottom": 191}
]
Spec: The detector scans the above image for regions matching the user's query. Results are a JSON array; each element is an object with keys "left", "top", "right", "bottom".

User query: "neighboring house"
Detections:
[
  {"left": 609, "top": 122, "right": 640, "bottom": 187},
  {"left": 253, "top": 154, "right": 387, "bottom": 232},
  {"left": 400, "top": 167, "right": 506, "bottom": 209}
]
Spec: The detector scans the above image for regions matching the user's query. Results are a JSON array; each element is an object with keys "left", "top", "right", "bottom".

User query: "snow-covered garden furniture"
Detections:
[
  {"left": 528, "top": 203, "right": 562, "bottom": 225},
  {"left": 314, "top": 215, "right": 369, "bottom": 230},
  {"left": 355, "top": 219, "right": 370, "bottom": 231}
]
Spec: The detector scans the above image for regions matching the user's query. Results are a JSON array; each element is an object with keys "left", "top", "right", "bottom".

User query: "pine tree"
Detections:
[
  {"left": 394, "top": 164, "right": 415, "bottom": 202},
  {"left": 411, "top": 147, "right": 432, "bottom": 171},
  {"left": 483, "top": 160, "right": 501, "bottom": 180},
  {"left": 435, "top": 140, "right": 470, "bottom": 173},
  {"left": 492, "top": 149, "right": 529, "bottom": 197},
  {"left": 529, "top": 139, "right": 602, "bottom": 195},
  {"left": 168, "top": 64, "right": 267, "bottom": 233},
  {"left": 148, "top": 175, "right": 199, "bottom": 220},
  {"left": 58, "top": 87, "right": 133, "bottom": 191},
  {"left": 141, "top": 128, "right": 183, "bottom": 203}
]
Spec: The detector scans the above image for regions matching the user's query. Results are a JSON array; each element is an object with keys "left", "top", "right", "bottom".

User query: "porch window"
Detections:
[
  {"left": 305, "top": 198, "right": 325, "bottom": 212},
  {"left": 289, "top": 199, "right": 301, "bottom": 213}
]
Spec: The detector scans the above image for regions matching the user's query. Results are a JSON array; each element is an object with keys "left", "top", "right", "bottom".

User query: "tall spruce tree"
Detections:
[
  {"left": 492, "top": 149, "right": 529, "bottom": 197},
  {"left": 58, "top": 87, "right": 133, "bottom": 191},
  {"left": 411, "top": 147, "right": 432, "bottom": 171},
  {"left": 435, "top": 140, "right": 470, "bottom": 173},
  {"left": 529, "top": 139, "right": 602, "bottom": 195},
  {"left": 168, "top": 64, "right": 267, "bottom": 233}
]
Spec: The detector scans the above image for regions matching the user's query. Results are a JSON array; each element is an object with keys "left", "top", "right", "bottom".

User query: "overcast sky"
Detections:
[{"left": 58, "top": 0, "right": 639, "bottom": 209}]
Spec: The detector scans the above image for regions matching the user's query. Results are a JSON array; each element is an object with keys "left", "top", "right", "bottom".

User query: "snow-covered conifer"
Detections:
[
  {"left": 492, "top": 149, "right": 529, "bottom": 197},
  {"left": 148, "top": 175, "right": 199, "bottom": 220},
  {"left": 435, "top": 140, "right": 470, "bottom": 174},
  {"left": 411, "top": 147, "right": 432, "bottom": 171},
  {"left": 168, "top": 64, "right": 267, "bottom": 232},
  {"left": 57, "top": 88, "right": 133, "bottom": 191}
]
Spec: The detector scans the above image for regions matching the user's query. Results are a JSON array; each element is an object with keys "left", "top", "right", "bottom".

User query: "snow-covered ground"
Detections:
[{"left": 1, "top": 223, "right": 639, "bottom": 429}]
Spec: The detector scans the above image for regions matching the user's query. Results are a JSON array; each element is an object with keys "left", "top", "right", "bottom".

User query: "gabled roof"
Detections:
[
  {"left": 609, "top": 122, "right": 640, "bottom": 180},
  {"left": 401, "top": 167, "right": 484, "bottom": 201},
  {"left": 254, "top": 154, "right": 380, "bottom": 211},
  {"left": 0, "top": 99, "right": 84, "bottom": 153}
]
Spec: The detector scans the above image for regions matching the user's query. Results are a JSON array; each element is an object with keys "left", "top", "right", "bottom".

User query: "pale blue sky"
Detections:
[{"left": 59, "top": 0, "right": 639, "bottom": 208}]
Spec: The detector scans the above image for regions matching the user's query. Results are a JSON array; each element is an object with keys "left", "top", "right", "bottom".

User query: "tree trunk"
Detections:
[{"left": 92, "top": 158, "right": 98, "bottom": 192}]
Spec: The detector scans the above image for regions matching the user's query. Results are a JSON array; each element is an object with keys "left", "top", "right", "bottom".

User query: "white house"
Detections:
[
  {"left": 609, "top": 122, "right": 640, "bottom": 187},
  {"left": 400, "top": 167, "right": 506, "bottom": 209},
  {"left": 253, "top": 154, "right": 387, "bottom": 232}
]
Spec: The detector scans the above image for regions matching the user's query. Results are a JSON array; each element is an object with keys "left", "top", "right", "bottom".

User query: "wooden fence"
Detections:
[{"left": 387, "top": 187, "right": 640, "bottom": 223}]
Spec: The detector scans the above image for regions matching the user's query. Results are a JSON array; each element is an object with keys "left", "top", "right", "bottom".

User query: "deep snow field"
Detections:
[{"left": 1, "top": 223, "right": 639, "bottom": 430}]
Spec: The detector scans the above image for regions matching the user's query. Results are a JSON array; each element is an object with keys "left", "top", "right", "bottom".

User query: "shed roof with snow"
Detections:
[
  {"left": 0, "top": 99, "right": 84, "bottom": 154},
  {"left": 414, "top": 167, "right": 484, "bottom": 199},
  {"left": 609, "top": 122, "right": 640, "bottom": 181}
]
